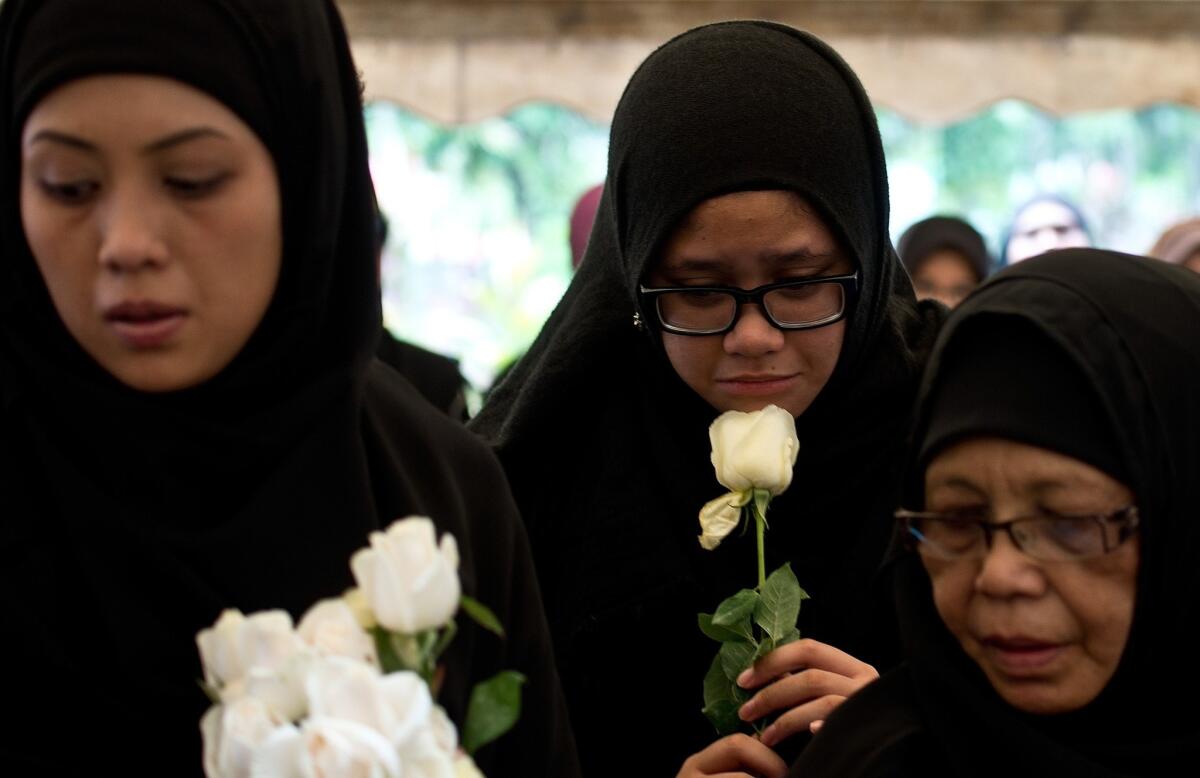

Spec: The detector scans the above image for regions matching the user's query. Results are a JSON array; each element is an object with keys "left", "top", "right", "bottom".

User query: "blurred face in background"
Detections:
[
  {"left": 20, "top": 74, "right": 282, "bottom": 393},
  {"left": 911, "top": 249, "right": 980, "bottom": 308},
  {"left": 1006, "top": 200, "right": 1090, "bottom": 264}
]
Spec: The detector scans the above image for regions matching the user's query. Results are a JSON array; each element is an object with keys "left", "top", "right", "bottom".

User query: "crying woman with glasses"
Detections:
[
  {"left": 792, "top": 249, "right": 1200, "bottom": 777},
  {"left": 472, "top": 21, "right": 947, "bottom": 777}
]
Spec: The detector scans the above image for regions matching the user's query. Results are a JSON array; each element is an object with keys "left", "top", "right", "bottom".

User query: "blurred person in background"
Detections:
[
  {"left": 897, "top": 216, "right": 990, "bottom": 308},
  {"left": 375, "top": 210, "right": 470, "bottom": 421},
  {"left": 1148, "top": 216, "right": 1200, "bottom": 274},
  {"left": 1001, "top": 194, "right": 1092, "bottom": 266}
]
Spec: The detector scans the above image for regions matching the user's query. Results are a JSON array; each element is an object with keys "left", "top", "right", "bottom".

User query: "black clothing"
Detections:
[
  {"left": 0, "top": 0, "right": 576, "bottom": 774},
  {"left": 792, "top": 250, "right": 1200, "bottom": 777},
  {"left": 376, "top": 330, "right": 470, "bottom": 421},
  {"left": 472, "top": 21, "right": 943, "bottom": 775},
  {"left": 896, "top": 216, "right": 990, "bottom": 282}
]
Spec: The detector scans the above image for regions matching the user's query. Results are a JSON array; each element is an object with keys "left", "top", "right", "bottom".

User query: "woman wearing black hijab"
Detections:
[
  {"left": 0, "top": 1, "right": 577, "bottom": 774},
  {"left": 791, "top": 249, "right": 1200, "bottom": 776},
  {"left": 896, "top": 216, "right": 990, "bottom": 308},
  {"left": 472, "top": 21, "right": 944, "bottom": 776}
]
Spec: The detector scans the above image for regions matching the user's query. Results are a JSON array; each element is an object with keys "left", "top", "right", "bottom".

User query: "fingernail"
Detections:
[
  {"left": 736, "top": 669, "right": 752, "bottom": 687},
  {"left": 810, "top": 720, "right": 825, "bottom": 734},
  {"left": 760, "top": 726, "right": 776, "bottom": 747},
  {"left": 738, "top": 701, "right": 753, "bottom": 720}
]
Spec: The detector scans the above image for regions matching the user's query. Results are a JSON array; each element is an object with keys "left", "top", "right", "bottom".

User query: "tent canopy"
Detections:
[{"left": 341, "top": 0, "right": 1200, "bottom": 125}]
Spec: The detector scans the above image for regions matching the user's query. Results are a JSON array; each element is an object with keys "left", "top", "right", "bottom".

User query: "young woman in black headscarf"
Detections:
[
  {"left": 471, "top": 21, "right": 944, "bottom": 776},
  {"left": 791, "top": 249, "right": 1200, "bottom": 777},
  {"left": 0, "top": 1, "right": 577, "bottom": 774}
]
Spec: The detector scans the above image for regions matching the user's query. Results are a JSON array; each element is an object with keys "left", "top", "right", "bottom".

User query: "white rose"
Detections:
[
  {"left": 198, "top": 609, "right": 307, "bottom": 693},
  {"left": 351, "top": 517, "right": 461, "bottom": 634},
  {"left": 306, "top": 657, "right": 436, "bottom": 750},
  {"left": 396, "top": 728, "right": 456, "bottom": 778},
  {"left": 299, "top": 599, "right": 378, "bottom": 666},
  {"left": 708, "top": 404, "right": 799, "bottom": 496},
  {"left": 698, "top": 491, "right": 751, "bottom": 551},
  {"left": 201, "top": 697, "right": 278, "bottom": 778},
  {"left": 251, "top": 718, "right": 401, "bottom": 778},
  {"left": 427, "top": 705, "right": 459, "bottom": 757}
]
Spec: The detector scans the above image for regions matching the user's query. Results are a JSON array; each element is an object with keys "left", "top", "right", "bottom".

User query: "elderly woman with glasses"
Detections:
[
  {"left": 472, "top": 21, "right": 946, "bottom": 777},
  {"left": 790, "top": 248, "right": 1200, "bottom": 777}
]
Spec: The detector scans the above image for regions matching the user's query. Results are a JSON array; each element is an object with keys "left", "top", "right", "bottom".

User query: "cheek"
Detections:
[
  {"left": 924, "top": 559, "right": 975, "bottom": 642},
  {"left": 1066, "top": 552, "right": 1138, "bottom": 672},
  {"left": 19, "top": 180, "right": 94, "bottom": 321},
  {"left": 661, "top": 333, "right": 715, "bottom": 388}
]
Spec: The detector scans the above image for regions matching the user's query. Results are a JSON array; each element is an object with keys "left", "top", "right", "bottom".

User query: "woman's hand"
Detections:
[
  {"left": 676, "top": 733, "right": 788, "bottom": 778},
  {"left": 735, "top": 638, "right": 878, "bottom": 747}
]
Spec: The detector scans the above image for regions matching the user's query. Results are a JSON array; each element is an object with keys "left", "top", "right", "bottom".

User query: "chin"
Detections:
[
  {"left": 990, "top": 677, "right": 1096, "bottom": 716},
  {"left": 105, "top": 360, "right": 214, "bottom": 394}
]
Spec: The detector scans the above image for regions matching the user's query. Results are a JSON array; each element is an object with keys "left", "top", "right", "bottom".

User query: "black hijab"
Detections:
[
  {"left": 896, "top": 215, "right": 990, "bottom": 282},
  {"left": 0, "top": 1, "right": 576, "bottom": 774},
  {"left": 472, "top": 20, "right": 943, "bottom": 774},
  {"left": 793, "top": 249, "right": 1200, "bottom": 776}
]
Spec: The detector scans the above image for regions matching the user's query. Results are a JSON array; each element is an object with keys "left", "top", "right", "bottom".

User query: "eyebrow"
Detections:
[
  {"left": 27, "top": 126, "right": 231, "bottom": 154},
  {"left": 661, "top": 249, "right": 843, "bottom": 275}
]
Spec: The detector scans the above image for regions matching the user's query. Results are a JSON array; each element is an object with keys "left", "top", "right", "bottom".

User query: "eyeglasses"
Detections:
[
  {"left": 895, "top": 505, "right": 1139, "bottom": 562},
  {"left": 637, "top": 272, "right": 859, "bottom": 336}
]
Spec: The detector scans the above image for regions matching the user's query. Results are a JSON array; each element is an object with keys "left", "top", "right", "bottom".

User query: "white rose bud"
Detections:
[
  {"left": 298, "top": 599, "right": 378, "bottom": 666},
  {"left": 698, "top": 491, "right": 750, "bottom": 551},
  {"left": 708, "top": 404, "right": 799, "bottom": 496},
  {"left": 350, "top": 517, "right": 461, "bottom": 634}
]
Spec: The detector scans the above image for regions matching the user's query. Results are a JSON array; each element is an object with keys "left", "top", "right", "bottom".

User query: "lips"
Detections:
[
  {"left": 979, "top": 635, "right": 1066, "bottom": 675},
  {"left": 715, "top": 373, "right": 799, "bottom": 397},
  {"left": 104, "top": 301, "right": 187, "bottom": 349}
]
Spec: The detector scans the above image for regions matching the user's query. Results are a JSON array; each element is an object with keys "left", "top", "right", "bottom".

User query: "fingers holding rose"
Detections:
[{"left": 734, "top": 638, "right": 878, "bottom": 746}]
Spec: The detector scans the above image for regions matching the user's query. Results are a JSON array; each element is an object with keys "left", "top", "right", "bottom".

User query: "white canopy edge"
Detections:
[{"left": 353, "top": 34, "right": 1200, "bottom": 126}]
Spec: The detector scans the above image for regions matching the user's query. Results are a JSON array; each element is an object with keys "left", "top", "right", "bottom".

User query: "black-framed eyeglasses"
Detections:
[
  {"left": 895, "top": 505, "right": 1139, "bottom": 562},
  {"left": 637, "top": 271, "right": 860, "bottom": 336}
]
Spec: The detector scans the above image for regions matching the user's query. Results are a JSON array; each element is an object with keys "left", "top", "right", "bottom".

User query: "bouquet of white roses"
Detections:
[
  {"left": 696, "top": 405, "right": 809, "bottom": 735},
  {"left": 197, "top": 517, "right": 521, "bottom": 778}
]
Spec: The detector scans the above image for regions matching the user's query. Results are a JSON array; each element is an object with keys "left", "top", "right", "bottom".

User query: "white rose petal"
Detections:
[
  {"left": 427, "top": 705, "right": 459, "bottom": 757},
  {"left": 396, "top": 729, "right": 456, "bottom": 778},
  {"left": 299, "top": 599, "right": 379, "bottom": 666},
  {"left": 709, "top": 405, "right": 799, "bottom": 496},
  {"left": 453, "top": 753, "right": 486, "bottom": 778},
  {"left": 252, "top": 717, "right": 401, "bottom": 778},
  {"left": 350, "top": 517, "right": 461, "bottom": 634},
  {"left": 698, "top": 491, "right": 750, "bottom": 551}
]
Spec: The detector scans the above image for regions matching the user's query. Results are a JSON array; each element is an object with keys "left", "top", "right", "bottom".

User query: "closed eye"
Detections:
[
  {"left": 39, "top": 178, "right": 100, "bottom": 204},
  {"left": 165, "top": 173, "right": 230, "bottom": 199}
]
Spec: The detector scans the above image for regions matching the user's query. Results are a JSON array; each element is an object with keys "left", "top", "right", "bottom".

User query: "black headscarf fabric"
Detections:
[
  {"left": 472, "top": 21, "right": 944, "bottom": 774},
  {"left": 792, "top": 249, "right": 1200, "bottom": 777},
  {"left": 896, "top": 215, "right": 990, "bottom": 282},
  {"left": 0, "top": 1, "right": 577, "bottom": 775}
]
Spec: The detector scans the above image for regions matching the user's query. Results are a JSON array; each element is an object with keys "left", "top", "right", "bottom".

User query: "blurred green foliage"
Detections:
[{"left": 367, "top": 100, "right": 1200, "bottom": 394}]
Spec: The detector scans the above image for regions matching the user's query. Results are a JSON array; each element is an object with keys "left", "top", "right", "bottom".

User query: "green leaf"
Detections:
[
  {"left": 698, "top": 613, "right": 752, "bottom": 644},
  {"left": 719, "top": 639, "right": 756, "bottom": 682},
  {"left": 462, "top": 671, "right": 526, "bottom": 754},
  {"left": 713, "top": 589, "right": 759, "bottom": 633},
  {"left": 752, "top": 638, "right": 776, "bottom": 663},
  {"left": 754, "top": 564, "right": 802, "bottom": 643},
  {"left": 701, "top": 654, "right": 743, "bottom": 736},
  {"left": 460, "top": 595, "right": 505, "bottom": 637},
  {"left": 702, "top": 700, "right": 742, "bottom": 736}
]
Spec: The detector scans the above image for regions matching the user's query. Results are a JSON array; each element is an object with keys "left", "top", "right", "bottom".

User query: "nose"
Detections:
[
  {"left": 722, "top": 302, "right": 785, "bottom": 356},
  {"left": 97, "top": 186, "right": 169, "bottom": 274},
  {"left": 974, "top": 531, "right": 1046, "bottom": 599}
]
